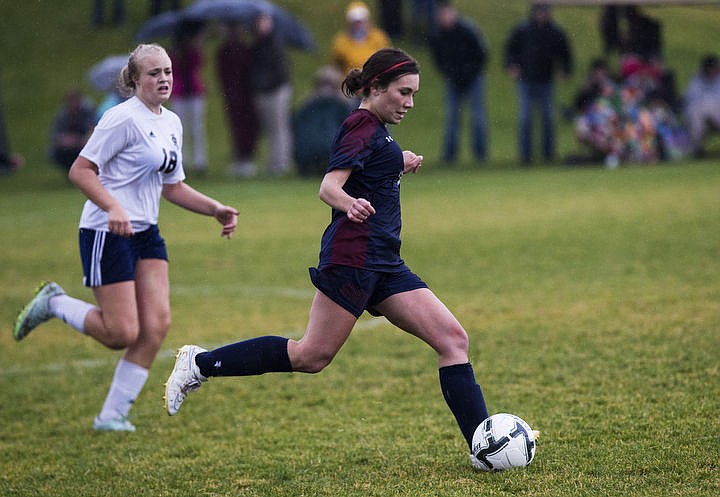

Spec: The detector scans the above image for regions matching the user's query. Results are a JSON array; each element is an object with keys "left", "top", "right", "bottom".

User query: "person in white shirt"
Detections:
[
  {"left": 683, "top": 54, "right": 720, "bottom": 157},
  {"left": 13, "top": 43, "right": 239, "bottom": 432}
]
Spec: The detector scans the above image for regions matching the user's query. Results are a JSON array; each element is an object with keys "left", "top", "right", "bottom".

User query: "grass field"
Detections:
[
  {"left": 1, "top": 1, "right": 720, "bottom": 496},
  {"left": 1, "top": 163, "right": 719, "bottom": 496}
]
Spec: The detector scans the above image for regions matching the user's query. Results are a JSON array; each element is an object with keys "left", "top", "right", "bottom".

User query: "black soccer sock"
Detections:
[
  {"left": 195, "top": 336, "right": 293, "bottom": 377},
  {"left": 439, "top": 362, "right": 489, "bottom": 450}
]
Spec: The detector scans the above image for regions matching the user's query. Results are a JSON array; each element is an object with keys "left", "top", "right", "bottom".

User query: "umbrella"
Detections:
[
  {"left": 271, "top": 7, "right": 316, "bottom": 51},
  {"left": 184, "top": 0, "right": 260, "bottom": 22},
  {"left": 135, "top": 10, "right": 186, "bottom": 41},
  {"left": 184, "top": 0, "right": 315, "bottom": 50},
  {"left": 87, "top": 54, "right": 128, "bottom": 92}
]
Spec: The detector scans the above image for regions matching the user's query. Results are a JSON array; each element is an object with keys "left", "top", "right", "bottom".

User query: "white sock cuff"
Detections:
[
  {"left": 49, "top": 295, "right": 96, "bottom": 333},
  {"left": 114, "top": 358, "right": 149, "bottom": 385}
]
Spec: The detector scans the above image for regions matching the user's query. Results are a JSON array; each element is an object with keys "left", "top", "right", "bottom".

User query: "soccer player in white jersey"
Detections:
[{"left": 13, "top": 44, "right": 239, "bottom": 432}]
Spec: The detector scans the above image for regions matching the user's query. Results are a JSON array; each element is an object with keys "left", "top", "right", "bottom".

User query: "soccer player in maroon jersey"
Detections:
[{"left": 165, "top": 48, "right": 490, "bottom": 466}]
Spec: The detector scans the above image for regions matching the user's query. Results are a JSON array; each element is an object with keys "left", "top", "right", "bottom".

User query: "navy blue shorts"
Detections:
[
  {"left": 309, "top": 264, "right": 428, "bottom": 318},
  {"left": 79, "top": 225, "right": 168, "bottom": 287}
]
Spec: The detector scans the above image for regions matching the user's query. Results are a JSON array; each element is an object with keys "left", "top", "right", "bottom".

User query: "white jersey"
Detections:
[{"left": 78, "top": 96, "right": 185, "bottom": 232}]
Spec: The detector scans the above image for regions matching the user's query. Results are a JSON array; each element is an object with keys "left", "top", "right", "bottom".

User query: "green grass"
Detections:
[
  {"left": 1, "top": 163, "right": 719, "bottom": 496},
  {"left": 1, "top": 1, "right": 720, "bottom": 496}
]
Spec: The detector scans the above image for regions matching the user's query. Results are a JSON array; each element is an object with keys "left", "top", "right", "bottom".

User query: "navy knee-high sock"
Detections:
[
  {"left": 439, "top": 362, "right": 489, "bottom": 450},
  {"left": 195, "top": 336, "right": 293, "bottom": 378}
]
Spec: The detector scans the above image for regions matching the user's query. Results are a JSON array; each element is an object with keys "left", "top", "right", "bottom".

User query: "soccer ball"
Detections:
[{"left": 470, "top": 413, "right": 536, "bottom": 471}]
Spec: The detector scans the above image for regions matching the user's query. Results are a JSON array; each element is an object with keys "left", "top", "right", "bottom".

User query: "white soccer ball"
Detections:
[{"left": 470, "top": 413, "right": 536, "bottom": 471}]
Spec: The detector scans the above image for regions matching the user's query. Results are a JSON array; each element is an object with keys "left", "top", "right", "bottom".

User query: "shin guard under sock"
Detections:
[
  {"left": 195, "top": 336, "right": 292, "bottom": 378},
  {"left": 439, "top": 362, "right": 489, "bottom": 450}
]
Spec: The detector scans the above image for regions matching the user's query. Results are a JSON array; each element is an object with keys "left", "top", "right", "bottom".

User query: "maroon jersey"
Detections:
[{"left": 318, "top": 109, "right": 405, "bottom": 271}]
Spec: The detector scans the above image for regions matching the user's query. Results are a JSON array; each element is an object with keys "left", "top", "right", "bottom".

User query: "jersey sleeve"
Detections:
[{"left": 328, "top": 112, "right": 378, "bottom": 173}]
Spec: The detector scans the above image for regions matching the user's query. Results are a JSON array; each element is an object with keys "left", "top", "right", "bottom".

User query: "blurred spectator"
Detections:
[
  {"left": 599, "top": 5, "right": 620, "bottom": 56},
  {"left": 216, "top": 22, "right": 259, "bottom": 178},
  {"left": 619, "top": 53, "right": 678, "bottom": 112},
  {"left": 570, "top": 58, "right": 625, "bottom": 165},
  {"left": 572, "top": 57, "right": 689, "bottom": 167},
  {"left": 572, "top": 58, "right": 616, "bottom": 115},
  {"left": 683, "top": 54, "right": 720, "bottom": 158},
  {"left": 504, "top": 2, "right": 573, "bottom": 164},
  {"left": 170, "top": 21, "right": 208, "bottom": 175},
  {"left": 95, "top": 87, "right": 127, "bottom": 123},
  {"left": 49, "top": 89, "right": 96, "bottom": 171},
  {"left": 409, "top": 0, "right": 436, "bottom": 42},
  {"left": 149, "top": 0, "right": 181, "bottom": 17},
  {"left": 377, "top": 0, "right": 404, "bottom": 39},
  {"left": 252, "top": 12, "right": 293, "bottom": 176},
  {"left": 429, "top": 0, "right": 488, "bottom": 164},
  {"left": 332, "top": 1, "right": 392, "bottom": 75},
  {"left": 0, "top": 80, "right": 24, "bottom": 175},
  {"left": 92, "top": 0, "right": 125, "bottom": 27},
  {"left": 622, "top": 5, "right": 662, "bottom": 61},
  {"left": 600, "top": 5, "right": 662, "bottom": 61},
  {"left": 292, "top": 66, "right": 354, "bottom": 176},
  {"left": 376, "top": 0, "right": 435, "bottom": 42}
]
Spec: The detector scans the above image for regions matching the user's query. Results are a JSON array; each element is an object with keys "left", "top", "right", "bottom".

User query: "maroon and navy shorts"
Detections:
[{"left": 309, "top": 264, "right": 428, "bottom": 318}]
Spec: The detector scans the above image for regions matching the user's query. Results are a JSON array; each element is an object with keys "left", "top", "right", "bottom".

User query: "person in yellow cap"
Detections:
[{"left": 331, "top": 1, "right": 392, "bottom": 76}]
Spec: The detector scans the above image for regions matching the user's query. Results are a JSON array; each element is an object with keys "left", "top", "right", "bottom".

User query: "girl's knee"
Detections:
[
  {"left": 452, "top": 325, "right": 469, "bottom": 351},
  {"left": 152, "top": 313, "right": 172, "bottom": 340},
  {"left": 140, "top": 314, "right": 171, "bottom": 349},
  {"left": 105, "top": 323, "right": 139, "bottom": 349},
  {"left": 437, "top": 324, "right": 469, "bottom": 359}
]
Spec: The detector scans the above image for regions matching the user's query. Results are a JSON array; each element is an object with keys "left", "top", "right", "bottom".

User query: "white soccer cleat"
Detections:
[
  {"left": 164, "top": 345, "right": 207, "bottom": 416},
  {"left": 93, "top": 415, "right": 136, "bottom": 432},
  {"left": 13, "top": 281, "right": 65, "bottom": 341}
]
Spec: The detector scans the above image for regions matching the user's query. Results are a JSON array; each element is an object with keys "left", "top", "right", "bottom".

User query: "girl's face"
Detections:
[
  {"left": 367, "top": 73, "right": 419, "bottom": 125},
  {"left": 134, "top": 50, "right": 173, "bottom": 111}
]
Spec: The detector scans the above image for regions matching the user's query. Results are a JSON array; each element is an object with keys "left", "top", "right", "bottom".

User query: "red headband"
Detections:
[{"left": 369, "top": 60, "right": 412, "bottom": 86}]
